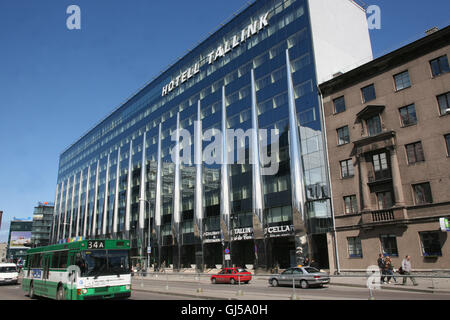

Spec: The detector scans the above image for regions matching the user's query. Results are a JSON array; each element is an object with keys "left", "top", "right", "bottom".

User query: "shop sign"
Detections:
[
  {"left": 264, "top": 224, "right": 294, "bottom": 238},
  {"left": 231, "top": 227, "right": 253, "bottom": 241},
  {"left": 203, "top": 231, "right": 221, "bottom": 243}
]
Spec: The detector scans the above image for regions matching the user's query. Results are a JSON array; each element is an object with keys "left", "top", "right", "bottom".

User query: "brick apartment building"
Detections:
[{"left": 320, "top": 26, "right": 450, "bottom": 272}]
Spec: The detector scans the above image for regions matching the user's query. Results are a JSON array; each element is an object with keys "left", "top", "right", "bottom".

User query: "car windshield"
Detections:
[
  {"left": 304, "top": 267, "right": 320, "bottom": 274},
  {"left": 77, "top": 250, "right": 130, "bottom": 277},
  {"left": 0, "top": 267, "right": 17, "bottom": 273}
]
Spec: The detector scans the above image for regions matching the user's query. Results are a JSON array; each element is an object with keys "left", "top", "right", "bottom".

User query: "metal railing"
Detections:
[{"left": 131, "top": 270, "right": 450, "bottom": 300}]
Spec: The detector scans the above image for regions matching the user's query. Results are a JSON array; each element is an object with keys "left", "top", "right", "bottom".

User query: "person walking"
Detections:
[
  {"left": 401, "top": 255, "right": 418, "bottom": 286},
  {"left": 311, "top": 258, "right": 320, "bottom": 270},
  {"left": 377, "top": 253, "right": 386, "bottom": 284},
  {"left": 384, "top": 256, "right": 397, "bottom": 284}
]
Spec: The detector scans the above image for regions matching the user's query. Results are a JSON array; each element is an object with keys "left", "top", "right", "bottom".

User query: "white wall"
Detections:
[{"left": 307, "top": 0, "right": 373, "bottom": 84}]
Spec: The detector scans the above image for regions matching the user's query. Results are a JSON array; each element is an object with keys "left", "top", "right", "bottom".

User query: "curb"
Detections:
[{"left": 132, "top": 287, "right": 239, "bottom": 300}]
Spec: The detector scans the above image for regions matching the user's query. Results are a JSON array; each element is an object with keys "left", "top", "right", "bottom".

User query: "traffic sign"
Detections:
[
  {"left": 147, "top": 246, "right": 152, "bottom": 254},
  {"left": 224, "top": 248, "right": 230, "bottom": 254}
]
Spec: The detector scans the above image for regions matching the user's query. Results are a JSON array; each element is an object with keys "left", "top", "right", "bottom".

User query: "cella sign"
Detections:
[{"left": 161, "top": 11, "right": 270, "bottom": 97}]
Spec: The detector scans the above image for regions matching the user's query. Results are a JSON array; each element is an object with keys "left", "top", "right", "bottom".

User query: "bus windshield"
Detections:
[{"left": 76, "top": 250, "right": 130, "bottom": 277}]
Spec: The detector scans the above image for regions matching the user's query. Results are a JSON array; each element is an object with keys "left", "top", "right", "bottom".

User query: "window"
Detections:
[
  {"left": 446, "top": 134, "right": 450, "bottom": 156},
  {"left": 348, "top": 237, "right": 363, "bottom": 258},
  {"left": 344, "top": 195, "right": 358, "bottom": 214},
  {"left": 394, "top": 71, "right": 411, "bottom": 91},
  {"left": 413, "top": 182, "right": 433, "bottom": 204},
  {"left": 366, "top": 115, "right": 382, "bottom": 136},
  {"left": 380, "top": 235, "right": 398, "bottom": 257},
  {"left": 372, "top": 153, "right": 388, "bottom": 172},
  {"left": 337, "top": 126, "right": 350, "bottom": 145},
  {"left": 377, "top": 191, "right": 393, "bottom": 209},
  {"left": 399, "top": 104, "right": 417, "bottom": 126},
  {"left": 430, "top": 55, "right": 450, "bottom": 77},
  {"left": 333, "top": 96, "right": 346, "bottom": 114},
  {"left": 419, "top": 231, "right": 442, "bottom": 257},
  {"left": 340, "top": 159, "right": 354, "bottom": 178},
  {"left": 437, "top": 92, "right": 450, "bottom": 115},
  {"left": 406, "top": 142, "right": 425, "bottom": 164},
  {"left": 361, "top": 84, "right": 376, "bottom": 103}
]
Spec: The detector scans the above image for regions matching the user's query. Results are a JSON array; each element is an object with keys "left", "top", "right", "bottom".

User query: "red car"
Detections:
[{"left": 210, "top": 267, "right": 252, "bottom": 284}]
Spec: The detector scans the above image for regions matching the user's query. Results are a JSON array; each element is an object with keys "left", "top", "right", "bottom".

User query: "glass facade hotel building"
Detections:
[{"left": 52, "top": 0, "right": 373, "bottom": 271}]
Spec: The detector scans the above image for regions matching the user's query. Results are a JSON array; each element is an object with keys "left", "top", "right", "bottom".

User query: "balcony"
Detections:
[
  {"left": 367, "top": 169, "right": 392, "bottom": 185},
  {"left": 361, "top": 207, "right": 408, "bottom": 227}
]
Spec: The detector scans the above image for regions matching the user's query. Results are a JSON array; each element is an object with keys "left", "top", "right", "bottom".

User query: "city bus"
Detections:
[{"left": 21, "top": 239, "right": 131, "bottom": 300}]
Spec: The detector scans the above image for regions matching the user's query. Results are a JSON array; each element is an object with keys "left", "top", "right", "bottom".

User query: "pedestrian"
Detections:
[
  {"left": 384, "top": 256, "right": 397, "bottom": 284},
  {"left": 401, "top": 255, "right": 418, "bottom": 286},
  {"left": 303, "top": 257, "right": 310, "bottom": 266},
  {"left": 377, "top": 253, "right": 386, "bottom": 283},
  {"left": 310, "top": 258, "right": 320, "bottom": 270}
]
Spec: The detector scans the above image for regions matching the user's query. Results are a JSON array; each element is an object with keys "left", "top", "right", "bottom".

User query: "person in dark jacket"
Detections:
[
  {"left": 377, "top": 253, "right": 386, "bottom": 283},
  {"left": 310, "top": 259, "right": 320, "bottom": 270}
]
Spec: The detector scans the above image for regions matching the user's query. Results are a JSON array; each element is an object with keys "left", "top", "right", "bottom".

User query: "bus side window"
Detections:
[
  {"left": 51, "top": 252, "right": 59, "bottom": 269},
  {"left": 59, "top": 251, "right": 68, "bottom": 269}
]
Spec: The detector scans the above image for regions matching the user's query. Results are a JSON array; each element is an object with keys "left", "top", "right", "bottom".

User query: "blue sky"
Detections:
[{"left": 0, "top": 0, "right": 449, "bottom": 242}]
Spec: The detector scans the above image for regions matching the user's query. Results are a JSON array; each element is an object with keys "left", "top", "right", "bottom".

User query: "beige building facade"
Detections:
[{"left": 320, "top": 26, "right": 450, "bottom": 272}]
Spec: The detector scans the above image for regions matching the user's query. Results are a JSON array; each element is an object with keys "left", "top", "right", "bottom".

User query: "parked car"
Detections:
[
  {"left": 211, "top": 267, "right": 252, "bottom": 284},
  {"left": 0, "top": 263, "right": 19, "bottom": 285},
  {"left": 268, "top": 267, "right": 329, "bottom": 289}
]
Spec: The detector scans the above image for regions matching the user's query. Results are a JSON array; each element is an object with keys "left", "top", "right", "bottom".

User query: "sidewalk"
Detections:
[
  {"left": 133, "top": 272, "right": 450, "bottom": 295},
  {"left": 329, "top": 276, "right": 450, "bottom": 294}
]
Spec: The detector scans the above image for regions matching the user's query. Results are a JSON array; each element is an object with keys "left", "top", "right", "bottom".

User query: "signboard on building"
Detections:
[
  {"left": 9, "top": 231, "right": 32, "bottom": 248},
  {"left": 440, "top": 218, "right": 450, "bottom": 232},
  {"left": 203, "top": 231, "right": 221, "bottom": 243},
  {"left": 231, "top": 227, "right": 254, "bottom": 241},
  {"left": 264, "top": 224, "right": 295, "bottom": 238}
]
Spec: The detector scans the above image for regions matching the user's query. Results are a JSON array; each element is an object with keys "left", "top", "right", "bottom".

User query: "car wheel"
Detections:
[
  {"left": 211, "top": 278, "right": 216, "bottom": 284},
  {"left": 244, "top": 281, "right": 249, "bottom": 284},
  {"left": 300, "top": 280, "right": 309, "bottom": 289},
  {"left": 56, "top": 285, "right": 66, "bottom": 300},
  {"left": 230, "top": 278, "right": 236, "bottom": 285},
  {"left": 272, "top": 279, "right": 279, "bottom": 287}
]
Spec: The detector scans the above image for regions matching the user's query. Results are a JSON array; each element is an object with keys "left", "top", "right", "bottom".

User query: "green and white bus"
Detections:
[{"left": 22, "top": 239, "right": 131, "bottom": 300}]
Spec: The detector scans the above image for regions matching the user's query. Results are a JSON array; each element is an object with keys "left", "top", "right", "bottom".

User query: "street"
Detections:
[{"left": 1, "top": 278, "right": 450, "bottom": 300}]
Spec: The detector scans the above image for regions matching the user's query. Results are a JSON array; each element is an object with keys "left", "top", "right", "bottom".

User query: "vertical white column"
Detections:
[
  {"left": 62, "top": 178, "right": 70, "bottom": 240},
  {"left": 113, "top": 147, "right": 121, "bottom": 234},
  {"left": 57, "top": 180, "right": 64, "bottom": 241},
  {"left": 92, "top": 160, "right": 100, "bottom": 237},
  {"left": 75, "top": 170, "right": 83, "bottom": 237},
  {"left": 51, "top": 183, "right": 60, "bottom": 244},
  {"left": 139, "top": 132, "right": 147, "bottom": 230},
  {"left": 286, "top": 49, "right": 309, "bottom": 263},
  {"left": 155, "top": 124, "right": 162, "bottom": 228},
  {"left": 250, "top": 69, "right": 265, "bottom": 224},
  {"left": 69, "top": 173, "right": 77, "bottom": 238},
  {"left": 220, "top": 86, "right": 231, "bottom": 240},
  {"left": 194, "top": 101, "right": 204, "bottom": 236},
  {"left": 125, "top": 140, "right": 133, "bottom": 234},
  {"left": 102, "top": 154, "right": 111, "bottom": 236},
  {"left": 83, "top": 165, "right": 91, "bottom": 238},
  {"left": 173, "top": 113, "right": 181, "bottom": 225}
]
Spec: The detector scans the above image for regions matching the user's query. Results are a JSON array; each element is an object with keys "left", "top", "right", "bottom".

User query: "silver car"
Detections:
[{"left": 268, "top": 267, "right": 330, "bottom": 289}]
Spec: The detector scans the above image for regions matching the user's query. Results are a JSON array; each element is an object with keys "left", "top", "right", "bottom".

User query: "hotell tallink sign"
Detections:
[{"left": 161, "top": 11, "right": 270, "bottom": 97}]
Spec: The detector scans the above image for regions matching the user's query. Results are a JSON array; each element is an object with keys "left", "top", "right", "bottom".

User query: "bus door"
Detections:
[{"left": 42, "top": 254, "right": 51, "bottom": 297}]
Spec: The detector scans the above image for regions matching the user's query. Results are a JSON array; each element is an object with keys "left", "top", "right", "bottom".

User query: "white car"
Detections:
[{"left": 0, "top": 263, "right": 19, "bottom": 285}]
